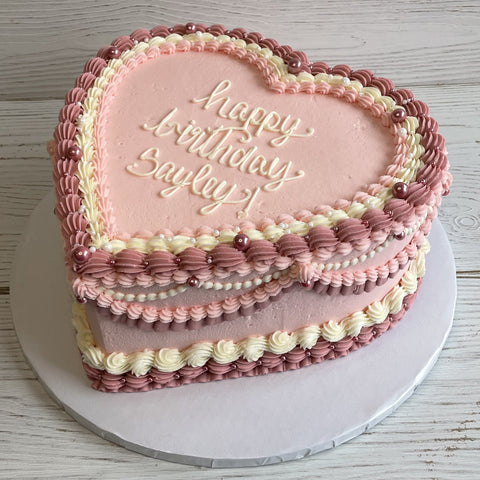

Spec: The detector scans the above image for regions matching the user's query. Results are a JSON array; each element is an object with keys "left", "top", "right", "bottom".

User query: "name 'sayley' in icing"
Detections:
[{"left": 126, "top": 79, "right": 314, "bottom": 217}]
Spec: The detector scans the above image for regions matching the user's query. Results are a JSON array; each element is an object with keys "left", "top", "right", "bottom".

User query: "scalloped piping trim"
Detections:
[
  {"left": 72, "top": 229, "right": 425, "bottom": 325},
  {"left": 91, "top": 229, "right": 419, "bottom": 301},
  {"left": 74, "top": 238, "right": 428, "bottom": 375},
  {"left": 74, "top": 33, "right": 425, "bottom": 254},
  {"left": 82, "top": 208, "right": 430, "bottom": 289},
  {"left": 98, "top": 267, "right": 290, "bottom": 301}
]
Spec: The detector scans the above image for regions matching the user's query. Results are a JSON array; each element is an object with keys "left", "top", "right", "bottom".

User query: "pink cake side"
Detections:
[
  {"left": 74, "top": 220, "right": 429, "bottom": 345},
  {"left": 83, "top": 279, "right": 422, "bottom": 393}
]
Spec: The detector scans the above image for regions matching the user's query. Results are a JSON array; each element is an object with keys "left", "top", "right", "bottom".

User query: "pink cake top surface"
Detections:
[
  {"left": 98, "top": 51, "right": 394, "bottom": 236},
  {"left": 51, "top": 24, "right": 451, "bottom": 279}
]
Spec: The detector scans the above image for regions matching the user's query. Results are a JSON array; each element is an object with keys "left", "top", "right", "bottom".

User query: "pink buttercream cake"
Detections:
[{"left": 49, "top": 23, "right": 451, "bottom": 392}]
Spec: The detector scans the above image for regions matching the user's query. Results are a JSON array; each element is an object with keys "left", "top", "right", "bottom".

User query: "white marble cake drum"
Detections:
[{"left": 11, "top": 191, "right": 456, "bottom": 468}]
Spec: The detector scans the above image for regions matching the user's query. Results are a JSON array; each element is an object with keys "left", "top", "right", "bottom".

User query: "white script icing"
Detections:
[{"left": 126, "top": 80, "right": 314, "bottom": 217}]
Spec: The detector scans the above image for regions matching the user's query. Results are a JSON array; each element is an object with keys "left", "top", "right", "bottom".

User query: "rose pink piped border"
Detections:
[{"left": 73, "top": 224, "right": 428, "bottom": 329}]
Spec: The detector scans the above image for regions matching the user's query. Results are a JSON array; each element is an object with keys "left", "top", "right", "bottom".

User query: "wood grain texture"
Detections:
[
  {"left": 0, "top": 0, "right": 479, "bottom": 478},
  {"left": 1, "top": 0, "right": 480, "bottom": 100}
]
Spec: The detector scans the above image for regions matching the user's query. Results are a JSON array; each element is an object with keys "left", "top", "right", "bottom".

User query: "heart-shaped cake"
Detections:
[{"left": 49, "top": 23, "right": 451, "bottom": 392}]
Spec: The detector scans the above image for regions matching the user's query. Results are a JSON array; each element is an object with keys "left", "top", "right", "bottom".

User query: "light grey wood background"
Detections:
[{"left": 1, "top": 1, "right": 479, "bottom": 478}]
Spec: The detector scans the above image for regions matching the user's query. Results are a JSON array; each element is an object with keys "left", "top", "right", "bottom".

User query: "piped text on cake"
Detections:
[{"left": 126, "top": 80, "right": 313, "bottom": 218}]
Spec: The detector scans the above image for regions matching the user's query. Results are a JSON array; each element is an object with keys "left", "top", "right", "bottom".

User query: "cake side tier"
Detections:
[
  {"left": 77, "top": 237, "right": 428, "bottom": 366},
  {"left": 71, "top": 216, "right": 431, "bottom": 330},
  {"left": 86, "top": 265, "right": 407, "bottom": 353},
  {"left": 78, "top": 279, "right": 422, "bottom": 392},
  {"left": 72, "top": 210, "right": 428, "bottom": 290},
  {"left": 82, "top": 287, "right": 421, "bottom": 393}
]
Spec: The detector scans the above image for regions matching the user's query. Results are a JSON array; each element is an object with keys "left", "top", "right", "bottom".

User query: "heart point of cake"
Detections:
[{"left": 49, "top": 23, "right": 451, "bottom": 392}]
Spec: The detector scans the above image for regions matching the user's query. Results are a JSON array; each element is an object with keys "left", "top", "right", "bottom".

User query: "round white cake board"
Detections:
[{"left": 11, "top": 192, "right": 456, "bottom": 468}]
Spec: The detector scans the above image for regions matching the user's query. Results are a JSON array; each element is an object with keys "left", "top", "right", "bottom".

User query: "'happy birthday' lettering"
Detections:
[
  {"left": 126, "top": 80, "right": 314, "bottom": 218},
  {"left": 191, "top": 80, "right": 314, "bottom": 147}
]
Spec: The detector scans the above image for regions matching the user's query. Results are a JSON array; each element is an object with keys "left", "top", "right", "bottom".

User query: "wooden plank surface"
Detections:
[
  {"left": 2, "top": 0, "right": 480, "bottom": 100},
  {"left": 1, "top": 0, "right": 479, "bottom": 478}
]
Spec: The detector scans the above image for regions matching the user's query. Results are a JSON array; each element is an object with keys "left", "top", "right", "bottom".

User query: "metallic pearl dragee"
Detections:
[
  {"left": 391, "top": 108, "right": 406, "bottom": 123},
  {"left": 72, "top": 245, "right": 91, "bottom": 264},
  {"left": 233, "top": 233, "right": 250, "bottom": 251},
  {"left": 392, "top": 181, "right": 408, "bottom": 199},
  {"left": 67, "top": 145, "right": 82, "bottom": 161},
  {"left": 288, "top": 58, "right": 302, "bottom": 69},
  {"left": 107, "top": 46, "right": 120, "bottom": 59},
  {"left": 300, "top": 280, "right": 312, "bottom": 288},
  {"left": 187, "top": 276, "right": 200, "bottom": 287},
  {"left": 288, "top": 57, "right": 303, "bottom": 74}
]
